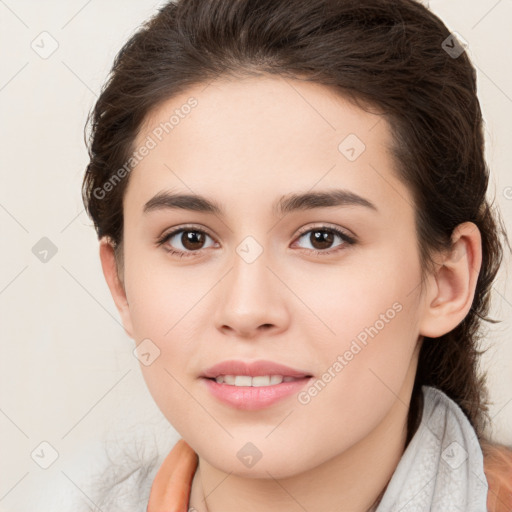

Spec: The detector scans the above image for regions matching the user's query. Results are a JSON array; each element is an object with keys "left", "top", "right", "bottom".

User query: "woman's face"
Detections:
[{"left": 114, "top": 75, "right": 431, "bottom": 477}]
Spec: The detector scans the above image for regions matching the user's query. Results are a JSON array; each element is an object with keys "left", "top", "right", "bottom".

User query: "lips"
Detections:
[
  {"left": 200, "top": 359, "right": 313, "bottom": 379},
  {"left": 200, "top": 360, "right": 314, "bottom": 410}
]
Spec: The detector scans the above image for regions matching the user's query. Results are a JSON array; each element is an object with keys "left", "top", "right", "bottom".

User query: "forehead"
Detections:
[
  {"left": 127, "top": 75, "right": 413, "bottom": 217},
  {"left": 135, "top": 74, "right": 387, "bottom": 158}
]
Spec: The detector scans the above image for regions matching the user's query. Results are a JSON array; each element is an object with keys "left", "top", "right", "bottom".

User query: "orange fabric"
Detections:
[
  {"left": 482, "top": 441, "right": 512, "bottom": 512},
  {"left": 147, "top": 439, "right": 512, "bottom": 512},
  {"left": 147, "top": 439, "right": 198, "bottom": 512}
]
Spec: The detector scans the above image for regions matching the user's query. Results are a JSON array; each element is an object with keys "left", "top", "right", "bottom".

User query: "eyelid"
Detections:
[
  {"left": 294, "top": 222, "right": 355, "bottom": 240},
  {"left": 157, "top": 223, "right": 215, "bottom": 241}
]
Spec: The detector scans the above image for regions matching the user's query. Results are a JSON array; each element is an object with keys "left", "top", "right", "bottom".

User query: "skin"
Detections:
[{"left": 99, "top": 75, "right": 482, "bottom": 512}]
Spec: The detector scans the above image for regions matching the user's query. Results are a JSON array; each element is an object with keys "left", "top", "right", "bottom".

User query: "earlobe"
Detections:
[
  {"left": 98, "top": 237, "right": 134, "bottom": 338},
  {"left": 418, "top": 222, "right": 482, "bottom": 338}
]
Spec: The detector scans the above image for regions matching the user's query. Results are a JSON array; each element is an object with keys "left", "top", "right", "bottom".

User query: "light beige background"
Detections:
[{"left": 0, "top": 0, "right": 511, "bottom": 510}]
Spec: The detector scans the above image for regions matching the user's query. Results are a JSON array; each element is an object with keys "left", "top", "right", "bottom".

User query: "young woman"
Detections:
[{"left": 81, "top": 0, "right": 512, "bottom": 510}]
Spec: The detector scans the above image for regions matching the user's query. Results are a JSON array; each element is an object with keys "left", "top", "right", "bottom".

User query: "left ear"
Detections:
[{"left": 418, "top": 221, "right": 482, "bottom": 338}]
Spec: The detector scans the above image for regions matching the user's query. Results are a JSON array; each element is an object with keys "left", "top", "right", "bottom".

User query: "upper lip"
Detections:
[{"left": 200, "top": 360, "right": 312, "bottom": 379}]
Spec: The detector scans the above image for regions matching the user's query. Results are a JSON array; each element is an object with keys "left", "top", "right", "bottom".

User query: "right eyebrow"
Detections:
[{"left": 143, "top": 191, "right": 223, "bottom": 215}]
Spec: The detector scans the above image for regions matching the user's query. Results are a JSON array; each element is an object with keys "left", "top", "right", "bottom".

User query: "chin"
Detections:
[{"left": 195, "top": 440, "right": 319, "bottom": 480}]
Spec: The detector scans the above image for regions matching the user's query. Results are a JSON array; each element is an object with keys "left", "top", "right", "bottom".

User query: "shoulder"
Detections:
[{"left": 481, "top": 439, "right": 512, "bottom": 512}]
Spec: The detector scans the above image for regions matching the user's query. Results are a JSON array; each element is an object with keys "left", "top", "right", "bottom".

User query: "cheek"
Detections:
[
  {"left": 287, "top": 295, "right": 421, "bottom": 473},
  {"left": 288, "top": 239, "right": 421, "bottom": 345},
  {"left": 293, "top": 244, "right": 422, "bottom": 415},
  {"left": 124, "top": 258, "right": 213, "bottom": 426},
  {"left": 124, "top": 250, "right": 207, "bottom": 339},
  {"left": 137, "top": 358, "right": 198, "bottom": 444}
]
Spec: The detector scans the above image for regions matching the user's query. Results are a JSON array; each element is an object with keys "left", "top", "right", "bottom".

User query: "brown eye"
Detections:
[
  {"left": 158, "top": 228, "right": 216, "bottom": 257},
  {"left": 180, "top": 231, "right": 207, "bottom": 250},
  {"left": 294, "top": 226, "right": 355, "bottom": 255},
  {"left": 308, "top": 230, "right": 335, "bottom": 250}
]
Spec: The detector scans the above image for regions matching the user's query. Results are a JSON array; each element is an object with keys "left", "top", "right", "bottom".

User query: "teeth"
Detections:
[{"left": 213, "top": 375, "right": 302, "bottom": 386}]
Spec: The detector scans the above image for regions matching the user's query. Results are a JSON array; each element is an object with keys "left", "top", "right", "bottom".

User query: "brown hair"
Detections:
[{"left": 82, "top": 0, "right": 510, "bottom": 450}]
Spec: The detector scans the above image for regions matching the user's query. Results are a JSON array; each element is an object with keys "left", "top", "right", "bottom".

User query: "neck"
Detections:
[{"left": 189, "top": 392, "right": 411, "bottom": 512}]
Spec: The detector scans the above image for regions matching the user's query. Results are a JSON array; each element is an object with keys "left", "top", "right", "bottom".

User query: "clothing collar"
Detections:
[{"left": 375, "top": 385, "right": 488, "bottom": 511}]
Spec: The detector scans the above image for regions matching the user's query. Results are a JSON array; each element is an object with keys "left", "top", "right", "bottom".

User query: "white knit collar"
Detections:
[{"left": 375, "top": 385, "right": 488, "bottom": 511}]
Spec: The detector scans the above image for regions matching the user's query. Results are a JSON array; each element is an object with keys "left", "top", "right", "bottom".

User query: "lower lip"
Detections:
[{"left": 201, "top": 377, "right": 313, "bottom": 410}]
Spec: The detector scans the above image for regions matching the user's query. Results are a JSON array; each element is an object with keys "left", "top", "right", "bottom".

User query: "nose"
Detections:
[{"left": 213, "top": 248, "right": 289, "bottom": 339}]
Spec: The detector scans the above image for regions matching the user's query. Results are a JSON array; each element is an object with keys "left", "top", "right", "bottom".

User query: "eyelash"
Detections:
[{"left": 155, "top": 224, "right": 356, "bottom": 258}]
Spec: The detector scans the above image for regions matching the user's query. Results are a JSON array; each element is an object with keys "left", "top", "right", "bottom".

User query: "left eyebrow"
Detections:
[
  {"left": 143, "top": 188, "right": 378, "bottom": 217},
  {"left": 275, "top": 189, "right": 378, "bottom": 216}
]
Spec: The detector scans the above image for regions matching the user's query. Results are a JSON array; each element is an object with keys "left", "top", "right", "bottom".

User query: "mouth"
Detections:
[{"left": 199, "top": 360, "right": 314, "bottom": 410}]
